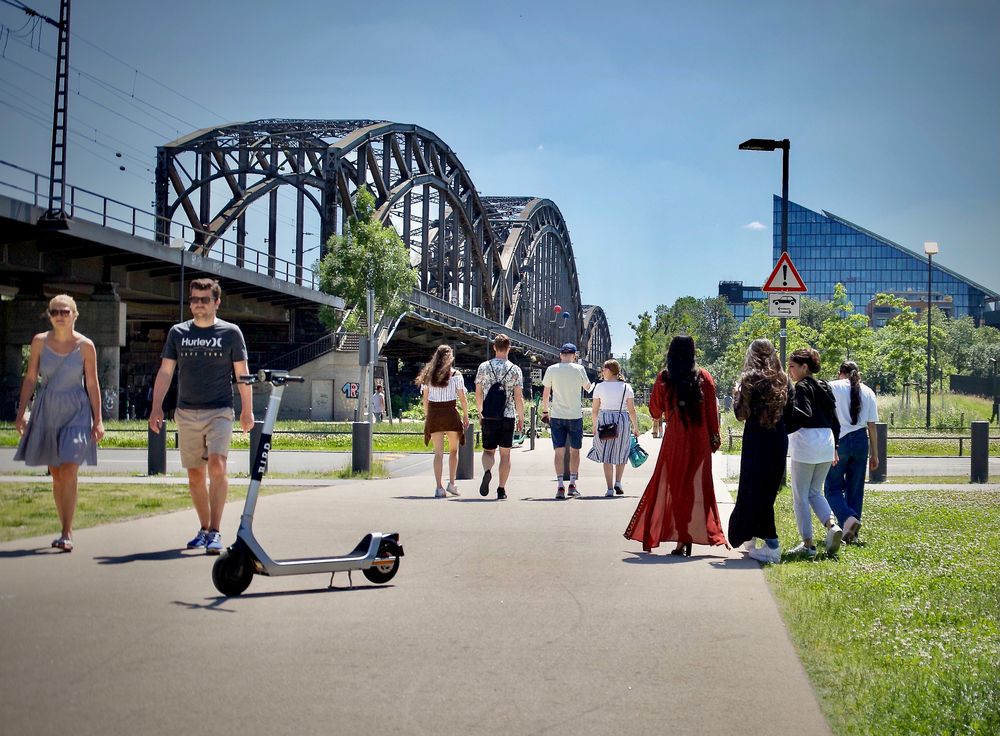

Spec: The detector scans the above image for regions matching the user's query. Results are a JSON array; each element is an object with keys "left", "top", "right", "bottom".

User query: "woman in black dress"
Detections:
[{"left": 728, "top": 339, "right": 792, "bottom": 564}]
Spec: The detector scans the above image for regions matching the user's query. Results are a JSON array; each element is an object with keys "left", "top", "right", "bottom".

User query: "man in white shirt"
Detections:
[
  {"left": 541, "top": 343, "right": 593, "bottom": 499},
  {"left": 371, "top": 384, "right": 386, "bottom": 422}
]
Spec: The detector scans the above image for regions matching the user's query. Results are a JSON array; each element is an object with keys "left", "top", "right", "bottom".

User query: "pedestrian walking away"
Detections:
[
  {"left": 728, "top": 339, "right": 793, "bottom": 564},
  {"left": 14, "top": 295, "right": 105, "bottom": 553},
  {"left": 786, "top": 348, "right": 843, "bottom": 558},
  {"left": 587, "top": 359, "right": 640, "bottom": 497},
  {"left": 824, "top": 360, "right": 879, "bottom": 544},
  {"left": 147, "top": 279, "right": 254, "bottom": 554},
  {"left": 417, "top": 345, "right": 469, "bottom": 498},
  {"left": 624, "top": 336, "right": 728, "bottom": 555},
  {"left": 541, "top": 342, "right": 593, "bottom": 499},
  {"left": 475, "top": 334, "right": 524, "bottom": 500}
]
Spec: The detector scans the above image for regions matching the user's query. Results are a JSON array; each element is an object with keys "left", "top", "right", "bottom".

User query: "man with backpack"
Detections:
[{"left": 475, "top": 334, "right": 525, "bottom": 500}]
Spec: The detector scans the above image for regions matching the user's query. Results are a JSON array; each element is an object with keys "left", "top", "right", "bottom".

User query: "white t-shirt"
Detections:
[
  {"left": 371, "top": 392, "right": 385, "bottom": 414},
  {"left": 828, "top": 378, "right": 878, "bottom": 438},
  {"left": 789, "top": 428, "right": 836, "bottom": 464},
  {"left": 593, "top": 380, "right": 633, "bottom": 413},
  {"left": 542, "top": 362, "right": 592, "bottom": 419},
  {"left": 422, "top": 371, "right": 467, "bottom": 402}
]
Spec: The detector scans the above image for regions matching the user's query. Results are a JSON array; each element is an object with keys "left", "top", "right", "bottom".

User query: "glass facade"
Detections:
[{"left": 719, "top": 198, "right": 998, "bottom": 324}]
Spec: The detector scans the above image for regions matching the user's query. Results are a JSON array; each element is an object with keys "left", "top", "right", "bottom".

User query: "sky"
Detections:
[{"left": 1, "top": 0, "right": 998, "bottom": 355}]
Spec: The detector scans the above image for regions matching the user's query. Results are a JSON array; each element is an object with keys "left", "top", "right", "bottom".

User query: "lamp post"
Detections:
[
  {"left": 924, "top": 241, "right": 939, "bottom": 429},
  {"left": 739, "top": 137, "right": 790, "bottom": 365}
]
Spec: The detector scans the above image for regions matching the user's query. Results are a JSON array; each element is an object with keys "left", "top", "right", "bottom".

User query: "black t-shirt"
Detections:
[{"left": 162, "top": 319, "right": 248, "bottom": 409}]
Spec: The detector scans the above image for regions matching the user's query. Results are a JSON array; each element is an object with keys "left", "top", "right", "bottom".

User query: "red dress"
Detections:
[{"left": 624, "top": 368, "right": 728, "bottom": 550}]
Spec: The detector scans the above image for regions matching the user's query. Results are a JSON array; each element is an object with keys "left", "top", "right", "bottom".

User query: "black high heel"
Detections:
[
  {"left": 683, "top": 542, "right": 692, "bottom": 557},
  {"left": 671, "top": 542, "right": 692, "bottom": 557}
]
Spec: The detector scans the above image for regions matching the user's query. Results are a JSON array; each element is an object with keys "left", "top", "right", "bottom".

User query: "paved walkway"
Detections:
[{"left": 1, "top": 435, "right": 837, "bottom": 735}]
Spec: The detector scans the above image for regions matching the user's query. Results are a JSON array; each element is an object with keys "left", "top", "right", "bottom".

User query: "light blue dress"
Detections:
[{"left": 14, "top": 345, "right": 97, "bottom": 467}]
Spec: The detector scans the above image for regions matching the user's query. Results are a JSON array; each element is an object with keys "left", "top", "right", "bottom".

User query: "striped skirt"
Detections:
[{"left": 587, "top": 410, "right": 631, "bottom": 465}]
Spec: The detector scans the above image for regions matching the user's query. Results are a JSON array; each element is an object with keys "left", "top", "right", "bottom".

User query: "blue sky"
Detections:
[{"left": 1, "top": 0, "right": 998, "bottom": 355}]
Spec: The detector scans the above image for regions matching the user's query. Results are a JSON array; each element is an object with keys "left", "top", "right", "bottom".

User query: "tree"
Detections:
[
  {"left": 818, "top": 283, "right": 874, "bottom": 376},
  {"left": 317, "top": 186, "right": 417, "bottom": 334},
  {"left": 700, "top": 295, "right": 738, "bottom": 364},
  {"left": 872, "top": 293, "right": 924, "bottom": 401},
  {"left": 625, "top": 312, "right": 662, "bottom": 394}
]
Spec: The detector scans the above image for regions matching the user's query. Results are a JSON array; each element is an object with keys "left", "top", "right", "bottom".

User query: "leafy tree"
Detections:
[
  {"left": 700, "top": 295, "right": 738, "bottom": 364},
  {"left": 625, "top": 312, "right": 662, "bottom": 393},
  {"left": 799, "top": 296, "right": 837, "bottom": 333},
  {"left": 818, "top": 283, "right": 874, "bottom": 376},
  {"left": 872, "top": 293, "right": 924, "bottom": 398},
  {"left": 317, "top": 186, "right": 417, "bottom": 334}
]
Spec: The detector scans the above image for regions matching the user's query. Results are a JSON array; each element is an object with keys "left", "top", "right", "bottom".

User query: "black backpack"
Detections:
[{"left": 482, "top": 362, "right": 514, "bottom": 419}]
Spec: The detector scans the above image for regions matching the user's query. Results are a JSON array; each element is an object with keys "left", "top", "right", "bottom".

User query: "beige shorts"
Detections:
[{"left": 174, "top": 407, "right": 235, "bottom": 469}]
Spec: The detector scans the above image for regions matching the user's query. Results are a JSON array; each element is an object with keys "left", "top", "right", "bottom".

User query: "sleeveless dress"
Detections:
[{"left": 14, "top": 345, "right": 98, "bottom": 467}]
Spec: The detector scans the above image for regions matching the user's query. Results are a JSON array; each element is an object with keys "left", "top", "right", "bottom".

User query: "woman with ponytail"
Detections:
[
  {"left": 824, "top": 361, "right": 879, "bottom": 543},
  {"left": 624, "top": 336, "right": 728, "bottom": 556}
]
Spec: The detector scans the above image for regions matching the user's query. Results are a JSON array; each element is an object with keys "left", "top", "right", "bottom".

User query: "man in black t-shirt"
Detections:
[{"left": 149, "top": 278, "right": 254, "bottom": 554}]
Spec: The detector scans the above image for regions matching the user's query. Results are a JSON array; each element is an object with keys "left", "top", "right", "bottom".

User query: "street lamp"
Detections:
[
  {"left": 740, "top": 137, "right": 791, "bottom": 365},
  {"left": 170, "top": 237, "right": 186, "bottom": 321},
  {"left": 924, "top": 241, "right": 939, "bottom": 429}
]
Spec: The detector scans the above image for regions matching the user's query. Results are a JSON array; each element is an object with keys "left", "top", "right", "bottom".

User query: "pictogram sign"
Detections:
[{"left": 762, "top": 252, "right": 807, "bottom": 293}]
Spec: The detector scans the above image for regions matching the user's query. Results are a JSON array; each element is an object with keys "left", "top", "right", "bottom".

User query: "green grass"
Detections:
[
  {"left": 331, "top": 460, "right": 389, "bottom": 480},
  {"left": 762, "top": 487, "right": 1000, "bottom": 735},
  {"left": 0, "top": 480, "right": 310, "bottom": 543}
]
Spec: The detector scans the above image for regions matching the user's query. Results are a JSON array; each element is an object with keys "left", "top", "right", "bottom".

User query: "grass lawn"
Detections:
[{"left": 762, "top": 487, "right": 1000, "bottom": 735}]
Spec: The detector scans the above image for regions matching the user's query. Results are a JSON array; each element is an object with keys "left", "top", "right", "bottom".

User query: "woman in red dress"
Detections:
[{"left": 624, "top": 336, "right": 728, "bottom": 555}]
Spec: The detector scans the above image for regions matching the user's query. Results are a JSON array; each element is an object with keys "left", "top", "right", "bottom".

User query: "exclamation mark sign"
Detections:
[{"left": 782, "top": 264, "right": 788, "bottom": 287}]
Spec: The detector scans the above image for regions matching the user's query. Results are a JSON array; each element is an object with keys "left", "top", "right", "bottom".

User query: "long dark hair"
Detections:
[
  {"left": 661, "top": 335, "right": 702, "bottom": 425},
  {"left": 840, "top": 360, "right": 862, "bottom": 424},
  {"left": 738, "top": 338, "right": 788, "bottom": 428},
  {"left": 415, "top": 345, "right": 455, "bottom": 388}
]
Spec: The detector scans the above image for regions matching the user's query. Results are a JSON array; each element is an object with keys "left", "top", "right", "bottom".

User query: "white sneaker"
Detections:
[
  {"left": 788, "top": 542, "right": 818, "bottom": 558},
  {"left": 446, "top": 482, "right": 460, "bottom": 496},
  {"left": 843, "top": 516, "right": 860, "bottom": 543},
  {"left": 605, "top": 488, "right": 615, "bottom": 497},
  {"left": 434, "top": 487, "right": 447, "bottom": 498},
  {"left": 748, "top": 545, "right": 781, "bottom": 564},
  {"left": 825, "top": 524, "right": 843, "bottom": 555},
  {"left": 743, "top": 537, "right": 757, "bottom": 555}
]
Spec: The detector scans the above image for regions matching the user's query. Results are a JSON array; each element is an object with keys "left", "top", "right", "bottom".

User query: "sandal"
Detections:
[{"left": 53, "top": 537, "right": 73, "bottom": 552}]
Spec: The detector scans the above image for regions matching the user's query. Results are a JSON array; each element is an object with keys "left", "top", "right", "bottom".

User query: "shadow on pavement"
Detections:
[
  {"left": 620, "top": 551, "right": 690, "bottom": 564},
  {"left": 0, "top": 547, "right": 58, "bottom": 558},
  {"left": 172, "top": 584, "right": 392, "bottom": 610},
  {"left": 94, "top": 548, "right": 193, "bottom": 565}
]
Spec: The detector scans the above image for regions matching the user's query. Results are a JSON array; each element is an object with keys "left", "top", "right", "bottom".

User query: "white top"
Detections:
[
  {"left": 370, "top": 392, "right": 385, "bottom": 413},
  {"left": 542, "top": 362, "right": 592, "bottom": 419},
  {"left": 789, "top": 428, "right": 836, "bottom": 464},
  {"left": 828, "top": 378, "right": 878, "bottom": 438},
  {"left": 422, "top": 371, "right": 467, "bottom": 403},
  {"left": 592, "top": 380, "right": 633, "bottom": 412},
  {"left": 475, "top": 358, "right": 524, "bottom": 418}
]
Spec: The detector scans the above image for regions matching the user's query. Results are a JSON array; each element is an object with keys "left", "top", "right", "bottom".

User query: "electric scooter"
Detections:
[{"left": 211, "top": 369, "right": 403, "bottom": 597}]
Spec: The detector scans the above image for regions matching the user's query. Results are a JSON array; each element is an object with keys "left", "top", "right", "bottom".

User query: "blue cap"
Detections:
[{"left": 560, "top": 343, "right": 578, "bottom": 353}]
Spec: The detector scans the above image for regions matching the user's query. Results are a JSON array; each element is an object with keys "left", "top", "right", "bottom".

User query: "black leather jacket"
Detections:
[{"left": 786, "top": 376, "right": 841, "bottom": 448}]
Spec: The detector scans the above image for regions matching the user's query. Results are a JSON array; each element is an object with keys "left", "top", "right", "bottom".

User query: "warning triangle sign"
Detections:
[{"left": 762, "top": 252, "right": 807, "bottom": 292}]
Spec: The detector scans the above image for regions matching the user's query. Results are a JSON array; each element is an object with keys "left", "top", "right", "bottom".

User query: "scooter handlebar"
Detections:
[{"left": 238, "top": 370, "right": 305, "bottom": 385}]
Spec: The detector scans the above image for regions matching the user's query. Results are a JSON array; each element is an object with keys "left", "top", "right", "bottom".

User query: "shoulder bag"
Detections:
[{"left": 597, "top": 383, "right": 627, "bottom": 440}]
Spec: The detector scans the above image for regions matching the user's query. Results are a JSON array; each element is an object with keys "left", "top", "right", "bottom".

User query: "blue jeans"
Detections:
[
  {"left": 824, "top": 428, "right": 868, "bottom": 525},
  {"left": 550, "top": 417, "right": 583, "bottom": 449}
]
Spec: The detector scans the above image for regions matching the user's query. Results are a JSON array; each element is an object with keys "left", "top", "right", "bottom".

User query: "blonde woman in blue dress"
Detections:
[{"left": 14, "top": 295, "right": 105, "bottom": 552}]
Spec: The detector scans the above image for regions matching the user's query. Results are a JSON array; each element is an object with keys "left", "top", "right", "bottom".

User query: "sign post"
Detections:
[{"left": 761, "top": 252, "right": 807, "bottom": 364}]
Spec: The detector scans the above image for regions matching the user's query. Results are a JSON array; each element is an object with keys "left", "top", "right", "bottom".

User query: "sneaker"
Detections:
[
  {"left": 749, "top": 545, "right": 781, "bottom": 564},
  {"left": 555, "top": 488, "right": 566, "bottom": 500},
  {"left": 496, "top": 487, "right": 507, "bottom": 501},
  {"left": 434, "top": 487, "right": 447, "bottom": 498},
  {"left": 567, "top": 484, "right": 580, "bottom": 498},
  {"left": 445, "top": 482, "right": 460, "bottom": 497},
  {"left": 479, "top": 469, "right": 492, "bottom": 497},
  {"left": 743, "top": 537, "right": 757, "bottom": 555},
  {"left": 825, "top": 524, "right": 843, "bottom": 555},
  {"left": 605, "top": 488, "right": 615, "bottom": 497},
  {"left": 205, "top": 530, "right": 224, "bottom": 555},
  {"left": 843, "top": 516, "right": 860, "bottom": 543},
  {"left": 614, "top": 484, "right": 624, "bottom": 495},
  {"left": 788, "top": 542, "right": 818, "bottom": 558},
  {"left": 186, "top": 529, "right": 209, "bottom": 549}
]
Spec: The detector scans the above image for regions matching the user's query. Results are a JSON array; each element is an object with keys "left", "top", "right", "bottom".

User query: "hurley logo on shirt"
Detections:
[{"left": 181, "top": 337, "right": 223, "bottom": 348}]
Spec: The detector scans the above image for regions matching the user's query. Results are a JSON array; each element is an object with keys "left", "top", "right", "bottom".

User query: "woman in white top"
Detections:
[
  {"left": 587, "top": 359, "right": 640, "bottom": 497},
  {"left": 416, "top": 345, "right": 469, "bottom": 498}
]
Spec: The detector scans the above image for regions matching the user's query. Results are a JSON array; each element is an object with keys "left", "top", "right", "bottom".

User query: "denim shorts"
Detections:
[{"left": 550, "top": 417, "right": 583, "bottom": 449}]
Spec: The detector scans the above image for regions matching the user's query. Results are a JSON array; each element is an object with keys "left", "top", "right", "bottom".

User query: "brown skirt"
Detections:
[{"left": 424, "top": 399, "right": 465, "bottom": 446}]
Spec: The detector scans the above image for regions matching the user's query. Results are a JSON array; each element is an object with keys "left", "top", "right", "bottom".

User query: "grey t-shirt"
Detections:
[{"left": 162, "top": 319, "right": 248, "bottom": 409}]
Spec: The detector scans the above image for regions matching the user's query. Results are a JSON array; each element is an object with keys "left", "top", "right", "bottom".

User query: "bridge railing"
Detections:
[{"left": 0, "top": 160, "right": 318, "bottom": 290}]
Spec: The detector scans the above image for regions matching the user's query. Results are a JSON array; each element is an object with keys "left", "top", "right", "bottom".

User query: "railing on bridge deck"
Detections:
[{"left": 0, "top": 160, "right": 318, "bottom": 290}]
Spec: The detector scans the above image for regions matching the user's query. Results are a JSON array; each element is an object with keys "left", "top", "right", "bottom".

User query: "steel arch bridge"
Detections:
[{"left": 154, "top": 119, "right": 611, "bottom": 364}]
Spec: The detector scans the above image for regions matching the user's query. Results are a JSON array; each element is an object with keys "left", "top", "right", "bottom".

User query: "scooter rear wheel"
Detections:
[
  {"left": 362, "top": 538, "right": 401, "bottom": 584},
  {"left": 212, "top": 545, "right": 255, "bottom": 596}
]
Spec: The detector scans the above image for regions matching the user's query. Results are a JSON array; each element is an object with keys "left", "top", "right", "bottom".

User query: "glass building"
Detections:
[{"left": 721, "top": 197, "right": 999, "bottom": 325}]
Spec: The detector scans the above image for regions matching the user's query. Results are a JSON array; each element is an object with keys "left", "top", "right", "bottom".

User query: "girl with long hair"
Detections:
[
  {"left": 823, "top": 360, "right": 879, "bottom": 543},
  {"left": 728, "top": 339, "right": 793, "bottom": 563},
  {"left": 624, "top": 336, "right": 728, "bottom": 555},
  {"left": 416, "top": 344, "right": 469, "bottom": 497}
]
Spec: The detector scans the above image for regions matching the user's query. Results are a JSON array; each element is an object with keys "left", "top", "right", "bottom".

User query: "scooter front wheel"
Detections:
[
  {"left": 212, "top": 545, "right": 255, "bottom": 596},
  {"left": 362, "top": 538, "right": 402, "bottom": 584}
]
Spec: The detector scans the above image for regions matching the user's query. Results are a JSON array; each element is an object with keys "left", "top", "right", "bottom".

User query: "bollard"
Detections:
[
  {"left": 352, "top": 421, "right": 372, "bottom": 474},
  {"left": 970, "top": 421, "right": 989, "bottom": 483},
  {"left": 529, "top": 406, "right": 536, "bottom": 451},
  {"left": 147, "top": 426, "right": 167, "bottom": 476},
  {"left": 249, "top": 420, "right": 266, "bottom": 475},
  {"left": 870, "top": 422, "right": 888, "bottom": 482},
  {"left": 457, "top": 423, "right": 475, "bottom": 480}
]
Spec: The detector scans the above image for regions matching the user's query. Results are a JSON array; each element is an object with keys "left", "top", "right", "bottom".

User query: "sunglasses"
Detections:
[
  {"left": 48, "top": 308, "right": 72, "bottom": 317},
  {"left": 188, "top": 295, "right": 215, "bottom": 305}
]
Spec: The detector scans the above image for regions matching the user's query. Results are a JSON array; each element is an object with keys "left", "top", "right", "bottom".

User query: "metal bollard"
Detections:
[
  {"left": 970, "top": 421, "right": 989, "bottom": 483},
  {"left": 870, "top": 422, "right": 888, "bottom": 482},
  {"left": 352, "top": 421, "right": 372, "bottom": 474},
  {"left": 249, "top": 420, "right": 266, "bottom": 475},
  {"left": 147, "top": 426, "right": 167, "bottom": 476},
  {"left": 457, "top": 423, "right": 475, "bottom": 480},
  {"left": 529, "top": 406, "right": 536, "bottom": 450}
]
